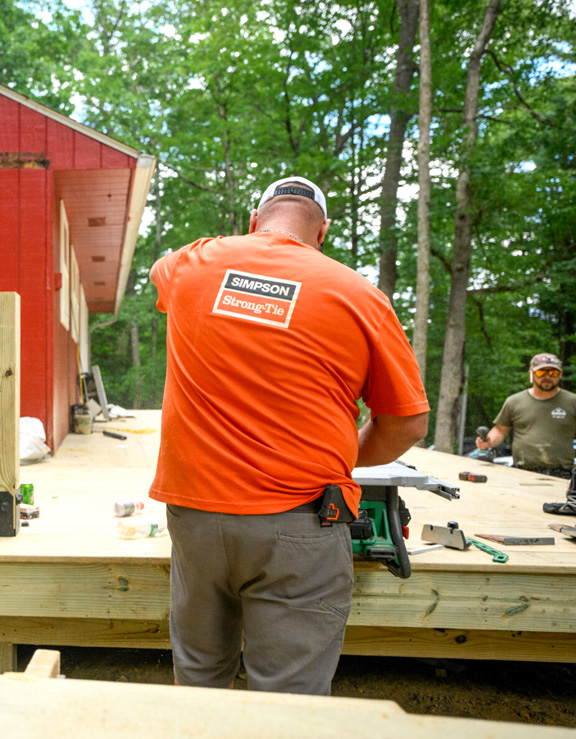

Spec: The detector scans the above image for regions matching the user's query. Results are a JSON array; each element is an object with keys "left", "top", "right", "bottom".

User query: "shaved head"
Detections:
[{"left": 257, "top": 189, "right": 325, "bottom": 229}]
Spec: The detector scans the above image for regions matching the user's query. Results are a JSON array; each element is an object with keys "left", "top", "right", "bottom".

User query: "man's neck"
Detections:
[{"left": 529, "top": 386, "right": 561, "bottom": 400}]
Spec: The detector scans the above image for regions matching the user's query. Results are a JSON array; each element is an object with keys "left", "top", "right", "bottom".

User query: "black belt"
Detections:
[{"left": 292, "top": 499, "right": 322, "bottom": 513}]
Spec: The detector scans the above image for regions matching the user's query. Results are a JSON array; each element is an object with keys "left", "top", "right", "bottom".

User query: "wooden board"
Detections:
[
  {"left": 23, "top": 649, "right": 60, "bottom": 678},
  {"left": 0, "top": 671, "right": 573, "bottom": 738},
  {"left": 0, "top": 293, "right": 20, "bottom": 499},
  {"left": 90, "top": 365, "right": 110, "bottom": 421}
]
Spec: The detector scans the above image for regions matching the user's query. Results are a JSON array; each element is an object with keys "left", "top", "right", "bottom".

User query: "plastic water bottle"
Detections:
[
  {"left": 117, "top": 520, "right": 167, "bottom": 539},
  {"left": 114, "top": 501, "right": 145, "bottom": 517}
]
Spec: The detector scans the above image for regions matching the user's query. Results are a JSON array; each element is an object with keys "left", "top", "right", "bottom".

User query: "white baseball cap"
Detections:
[{"left": 257, "top": 176, "right": 328, "bottom": 218}]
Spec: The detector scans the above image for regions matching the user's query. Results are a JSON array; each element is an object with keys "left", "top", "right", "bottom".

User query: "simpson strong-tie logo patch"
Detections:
[{"left": 213, "top": 270, "right": 301, "bottom": 328}]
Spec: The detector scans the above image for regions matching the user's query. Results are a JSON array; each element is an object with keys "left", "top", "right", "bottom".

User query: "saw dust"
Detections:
[{"left": 16, "top": 646, "right": 576, "bottom": 728}]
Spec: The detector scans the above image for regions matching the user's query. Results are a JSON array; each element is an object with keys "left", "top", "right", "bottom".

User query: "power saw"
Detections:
[{"left": 349, "top": 461, "right": 460, "bottom": 579}]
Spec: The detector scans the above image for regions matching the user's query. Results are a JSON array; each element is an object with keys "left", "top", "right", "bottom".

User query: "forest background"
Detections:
[{"left": 3, "top": 0, "right": 575, "bottom": 451}]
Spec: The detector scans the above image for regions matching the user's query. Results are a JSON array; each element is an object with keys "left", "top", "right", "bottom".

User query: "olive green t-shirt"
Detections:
[{"left": 494, "top": 388, "right": 576, "bottom": 470}]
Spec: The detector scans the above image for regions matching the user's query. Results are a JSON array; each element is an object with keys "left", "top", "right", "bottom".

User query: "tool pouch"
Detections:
[{"left": 318, "top": 484, "right": 355, "bottom": 527}]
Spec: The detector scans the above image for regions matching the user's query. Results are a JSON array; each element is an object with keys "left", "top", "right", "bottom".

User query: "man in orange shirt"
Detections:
[{"left": 150, "top": 176, "right": 429, "bottom": 695}]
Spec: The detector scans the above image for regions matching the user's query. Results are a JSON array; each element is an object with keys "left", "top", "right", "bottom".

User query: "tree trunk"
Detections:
[
  {"left": 150, "top": 172, "right": 162, "bottom": 407},
  {"left": 377, "top": 0, "right": 420, "bottom": 301},
  {"left": 413, "top": 0, "right": 431, "bottom": 383},
  {"left": 215, "top": 83, "right": 239, "bottom": 235},
  {"left": 150, "top": 315, "right": 159, "bottom": 407},
  {"left": 130, "top": 321, "right": 141, "bottom": 368},
  {"left": 130, "top": 320, "right": 144, "bottom": 408},
  {"left": 153, "top": 171, "right": 163, "bottom": 263},
  {"left": 434, "top": 0, "right": 501, "bottom": 452}
]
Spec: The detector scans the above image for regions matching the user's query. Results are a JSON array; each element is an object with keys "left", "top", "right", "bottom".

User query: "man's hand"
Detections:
[
  {"left": 475, "top": 424, "right": 510, "bottom": 451},
  {"left": 356, "top": 412, "right": 429, "bottom": 467}
]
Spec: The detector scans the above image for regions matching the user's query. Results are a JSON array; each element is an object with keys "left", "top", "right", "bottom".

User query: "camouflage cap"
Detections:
[{"left": 530, "top": 353, "right": 562, "bottom": 371}]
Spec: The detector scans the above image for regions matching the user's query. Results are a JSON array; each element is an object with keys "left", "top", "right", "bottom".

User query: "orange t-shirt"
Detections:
[{"left": 149, "top": 232, "right": 429, "bottom": 516}]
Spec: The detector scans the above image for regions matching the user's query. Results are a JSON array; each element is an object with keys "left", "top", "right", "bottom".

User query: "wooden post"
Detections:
[{"left": 0, "top": 292, "right": 20, "bottom": 537}]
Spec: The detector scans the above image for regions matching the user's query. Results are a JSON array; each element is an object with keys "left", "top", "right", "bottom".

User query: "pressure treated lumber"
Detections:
[
  {"left": 1, "top": 410, "right": 576, "bottom": 667},
  {"left": 343, "top": 626, "right": 576, "bottom": 662},
  {"left": 0, "top": 616, "right": 171, "bottom": 649},
  {"left": 0, "top": 293, "right": 20, "bottom": 499},
  {"left": 0, "top": 673, "right": 573, "bottom": 738},
  {"left": 23, "top": 649, "right": 60, "bottom": 678},
  {"left": 0, "top": 642, "right": 16, "bottom": 672}
]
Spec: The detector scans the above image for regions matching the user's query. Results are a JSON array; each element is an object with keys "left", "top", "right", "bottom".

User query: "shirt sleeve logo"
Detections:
[{"left": 212, "top": 270, "right": 302, "bottom": 328}]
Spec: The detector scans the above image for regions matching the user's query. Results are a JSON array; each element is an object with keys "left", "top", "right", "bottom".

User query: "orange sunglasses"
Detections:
[{"left": 534, "top": 368, "right": 561, "bottom": 378}]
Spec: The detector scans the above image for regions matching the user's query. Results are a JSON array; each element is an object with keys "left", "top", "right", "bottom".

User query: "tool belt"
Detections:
[{"left": 317, "top": 484, "right": 355, "bottom": 527}]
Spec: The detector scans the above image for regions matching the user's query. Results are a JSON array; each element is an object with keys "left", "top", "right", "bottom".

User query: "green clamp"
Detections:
[{"left": 467, "top": 537, "right": 509, "bottom": 563}]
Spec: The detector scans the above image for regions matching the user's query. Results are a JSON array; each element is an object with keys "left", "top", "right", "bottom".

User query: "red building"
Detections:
[{"left": 0, "top": 85, "right": 155, "bottom": 451}]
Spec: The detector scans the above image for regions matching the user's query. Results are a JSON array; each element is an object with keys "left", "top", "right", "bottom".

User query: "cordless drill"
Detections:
[{"left": 474, "top": 425, "right": 495, "bottom": 462}]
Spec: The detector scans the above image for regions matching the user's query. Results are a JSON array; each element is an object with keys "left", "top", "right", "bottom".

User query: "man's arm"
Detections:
[
  {"left": 475, "top": 424, "right": 510, "bottom": 450},
  {"left": 149, "top": 260, "right": 160, "bottom": 286},
  {"left": 356, "top": 412, "right": 429, "bottom": 467}
]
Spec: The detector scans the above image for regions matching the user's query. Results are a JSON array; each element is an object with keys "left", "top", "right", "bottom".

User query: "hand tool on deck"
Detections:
[
  {"left": 103, "top": 430, "right": 127, "bottom": 440},
  {"left": 548, "top": 523, "right": 576, "bottom": 539},
  {"left": 475, "top": 533, "right": 555, "bottom": 546},
  {"left": 459, "top": 472, "right": 487, "bottom": 483},
  {"left": 473, "top": 425, "right": 496, "bottom": 463},
  {"left": 421, "top": 521, "right": 509, "bottom": 563},
  {"left": 350, "top": 462, "right": 460, "bottom": 579},
  {"left": 466, "top": 538, "right": 509, "bottom": 563},
  {"left": 421, "top": 521, "right": 469, "bottom": 550}
]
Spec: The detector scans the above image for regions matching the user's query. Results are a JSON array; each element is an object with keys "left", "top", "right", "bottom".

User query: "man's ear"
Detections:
[
  {"left": 249, "top": 210, "right": 259, "bottom": 234},
  {"left": 318, "top": 219, "right": 331, "bottom": 248}
]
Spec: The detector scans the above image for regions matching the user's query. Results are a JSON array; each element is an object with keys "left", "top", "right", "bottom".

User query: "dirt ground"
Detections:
[{"left": 16, "top": 645, "right": 576, "bottom": 728}]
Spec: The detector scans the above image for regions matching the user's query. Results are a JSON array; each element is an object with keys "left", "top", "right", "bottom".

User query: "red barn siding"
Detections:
[
  {"left": 101, "top": 147, "right": 131, "bottom": 169},
  {"left": 1, "top": 88, "right": 148, "bottom": 452},
  {"left": 19, "top": 104, "right": 47, "bottom": 152},
  {"left": 0, "top": 168, "right": 54, "bottom": 446},
  {"left": 73, "top": 130, "right": 101, "bottom": 169},
  {"left": 0, "top": 170, "right": 19, "bottom": 281},
  {"left": 0, "top": 96, "right": 19, "bottom": 149},
  {"left": 47, "top": 118, "right": 74, "bottom": 169}
]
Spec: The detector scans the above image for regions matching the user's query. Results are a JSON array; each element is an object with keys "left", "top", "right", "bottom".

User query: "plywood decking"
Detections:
[{"left": 0, "top": 410, "right": 574, "bottom": 667}]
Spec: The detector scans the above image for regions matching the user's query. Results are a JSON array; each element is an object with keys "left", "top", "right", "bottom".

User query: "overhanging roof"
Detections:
[{"left": 0, "top": 84, "right": 156, "bottom": 316}]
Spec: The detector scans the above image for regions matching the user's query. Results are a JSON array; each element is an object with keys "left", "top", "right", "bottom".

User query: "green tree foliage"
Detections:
[{"left": 4, "top": 0, "right": 576, "bottom": 431}]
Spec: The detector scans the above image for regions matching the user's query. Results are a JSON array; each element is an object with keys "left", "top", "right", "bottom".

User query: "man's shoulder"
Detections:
[
  {"left": 323, "top": 257, "right": 390, "bottom": 300},
  {"left": 558, "top": 387, "right": 576, "bottom": 405},
  {"left": 504, "top": 389, "right": 530, "bottom": 405}
]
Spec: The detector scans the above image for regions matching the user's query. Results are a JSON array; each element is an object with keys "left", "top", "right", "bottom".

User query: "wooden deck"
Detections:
[{"left": 1, "top": 409, "right": 575, "bottom": 671}]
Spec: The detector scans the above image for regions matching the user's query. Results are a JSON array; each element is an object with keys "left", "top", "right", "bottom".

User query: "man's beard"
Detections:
[{"left": 533, "top": 377, "right": 559, "bottom": 393}]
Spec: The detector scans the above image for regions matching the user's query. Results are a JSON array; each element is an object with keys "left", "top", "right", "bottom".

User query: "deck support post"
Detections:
[
  {"left": 0, "top": 643, "right": 16, "bottom": 674},
  {"left": 0, "top": 293, "right": 21, "bottom": 538}
]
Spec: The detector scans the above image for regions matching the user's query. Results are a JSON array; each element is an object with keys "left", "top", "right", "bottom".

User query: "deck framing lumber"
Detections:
[
  {"left": 0, "top": 293, "right": 20, "bottom": 525},
  {"left": 1, "top": 411, "right": 576, "bottom": 669}
]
